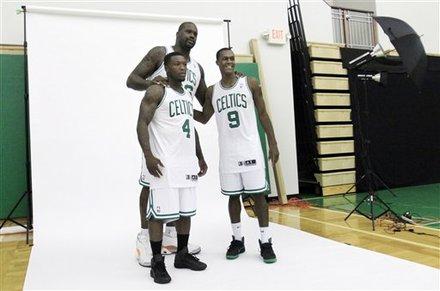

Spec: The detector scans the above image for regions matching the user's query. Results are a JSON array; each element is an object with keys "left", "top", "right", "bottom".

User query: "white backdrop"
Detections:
[{"left": 26, "top": 7, "right": 225, "bottom": 245}]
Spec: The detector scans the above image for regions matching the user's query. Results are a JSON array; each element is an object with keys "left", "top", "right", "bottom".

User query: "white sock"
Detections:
[
  {"left": 165, "top": 226, "right": 176, "bottom": 235},
  {"left": 260, "top": 227, "right": 271, "bottom": 243},
  {"left": 140, "top": 228, "right": 149, "bottom": 237},
  {"left": 231, "top": 222, "right": 243, "bottom": 240}
]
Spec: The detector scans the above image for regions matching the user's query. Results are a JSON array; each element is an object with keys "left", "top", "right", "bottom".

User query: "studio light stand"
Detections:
[
  {"left": 0, "top": 6, "right": 33, "bottom": 244},
  {"left": 344, "top": 45, "right": 401, "bottom": 231}
]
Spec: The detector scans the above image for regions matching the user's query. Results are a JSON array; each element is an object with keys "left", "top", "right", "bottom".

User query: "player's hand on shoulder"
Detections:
[
  {"left": 198, "top": 158, "right": 208, "bottom": 177},
  {"left": 235, "top": 71, "right": 246, "bottom": 78},
  {"left": 145, "top": 153, "right": 164, "bottom": 178},
  {"left": 152, "top": 75, "right": 168, "bottom": 87}
]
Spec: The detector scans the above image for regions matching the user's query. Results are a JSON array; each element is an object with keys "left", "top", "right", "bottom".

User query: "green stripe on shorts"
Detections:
[
  {"left": 147, "top": 190, "right": 179, "bottom": 220},
  {"left": 243, "top": 182, "right": 269, "bottom": 194},
  {"left": 139, "top": 179, "right": 150, "bottom": 187},
  {"left": 180, "top": 210, "right": 196, "bottom": 217},
  {"left": 221, "top": 188, "right": 244, "bottom": 195}
]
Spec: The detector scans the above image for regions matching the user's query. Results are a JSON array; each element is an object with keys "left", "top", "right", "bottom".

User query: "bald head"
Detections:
[
  {"left": 178, "top": 22, "right": 196, "bottom": 32},
  {"left": 176, "top": 22, "right": 198, "bottom": 50}
]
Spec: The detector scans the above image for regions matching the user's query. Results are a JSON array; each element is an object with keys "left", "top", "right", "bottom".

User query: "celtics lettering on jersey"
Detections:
[
  {"left": 212, "top": 77, "right": 265, "bottom": 174},
  {"left": 169, "top": 99, "right": 193, "bottom": 117},
  {"left": 215, "top": 91, "right": 249, "bottom": 129},
  {"left": 216, "top": 93, "right": 248, "bottom": 113},
  {"left": 169, "top": 98, "right": 193, "bottom": 138}
]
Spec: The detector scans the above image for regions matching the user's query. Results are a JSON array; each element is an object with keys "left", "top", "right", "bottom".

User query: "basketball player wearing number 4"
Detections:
[
  {"left": 137, "top": 52, "right": 208, "bottom": 284},
  {"left": 127, "top": 22, "right": 206, "bottom": 267},
  {"left": 194, "top": 48, "right": 279, "bottom": 263}
]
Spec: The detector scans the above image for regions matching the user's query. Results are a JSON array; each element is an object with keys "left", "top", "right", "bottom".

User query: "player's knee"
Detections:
[
  {"left": 148, "top": 217, "right": 164, "bottom": 223},
  {"left": 229, "top": 195, "right": 240, "bottom": 202},
  {"left": 179, "top": 216, "right": 190, "bottom": 222},
  {"left": 141, "top": 186, "right": 149, "bottom": 195},
  {"left": 251, "top": 194, "right": 267, "bottom": 205}
]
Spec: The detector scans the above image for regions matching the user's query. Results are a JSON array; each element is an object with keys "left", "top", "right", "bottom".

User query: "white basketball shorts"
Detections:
[
  {"left": 146, "top": 187, "right": 197, "bottom": 223},
  {"left": 220, "top": 168, "right": 268, "bottom": 196}
]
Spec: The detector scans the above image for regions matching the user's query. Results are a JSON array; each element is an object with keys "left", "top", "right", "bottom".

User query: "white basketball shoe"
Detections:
[
  {"left": 136, "top": 228, "right": 202, "bottom": 268},
  {"left": 136, "top": 232, "right": 151, "bottom": 267}
]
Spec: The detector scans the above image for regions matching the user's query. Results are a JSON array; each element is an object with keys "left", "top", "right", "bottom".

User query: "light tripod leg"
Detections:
[
  {"left": 374, "top": 194, "right": 401, "bottom": 220},
  {"left": 345, "top": 193, "right": 369, "bottom": 221},
  {"left": 370, "top": 195, "right": 375, "bottom": 231},
  {"left": 371, "top": 172, "right": 398, "bottom": 197},
  {"left": 343, "top": 174, "right": 367, "bottom": 206}
]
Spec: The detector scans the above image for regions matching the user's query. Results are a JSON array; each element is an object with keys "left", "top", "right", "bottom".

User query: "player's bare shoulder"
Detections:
[
  {"left": 144, "top": 84, "right": 166, "bottom": 104},
  {"left": 245, "top": 76, "right": 259, "bottom": 90},
  {"left": 146, "top": 83, "right": 165, "bottom": 97}
]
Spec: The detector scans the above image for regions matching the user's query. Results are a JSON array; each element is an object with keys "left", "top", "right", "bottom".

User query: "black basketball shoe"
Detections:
[
  {"left": 174, "top": 247, "right": 207, "bottom": 271},
  {"left": 150, "top": 254, "right": 171, "bottom": 284},
  {"left": 226, "top": 236, "right": 245, "bottom": 260},
  {"left": 259, "top": 238, "right": 277, "bottom": 264}
]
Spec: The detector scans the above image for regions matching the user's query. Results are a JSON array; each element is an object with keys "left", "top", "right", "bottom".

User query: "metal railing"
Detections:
[{"left": 332, "top": 8, "right": 376, "bottom": 50}]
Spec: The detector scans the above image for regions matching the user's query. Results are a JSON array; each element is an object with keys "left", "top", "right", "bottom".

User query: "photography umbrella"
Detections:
[{"left": 374, "top": 16, "right": 427, "bottom": 89}]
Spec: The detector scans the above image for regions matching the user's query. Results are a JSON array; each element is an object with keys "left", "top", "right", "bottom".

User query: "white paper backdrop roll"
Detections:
[{"left": 26, "top": 6, "right": 225, "bottom": 245}]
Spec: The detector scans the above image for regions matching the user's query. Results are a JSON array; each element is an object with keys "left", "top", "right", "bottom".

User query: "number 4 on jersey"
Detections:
[{"left": 182, "top": 119, "right": 190, "bottom": 138}]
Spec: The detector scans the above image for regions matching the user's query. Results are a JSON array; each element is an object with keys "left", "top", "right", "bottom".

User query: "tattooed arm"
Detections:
[
  {"left": 137, "top": 85, "right": 165, "bottom": 177},
  {"left": 127, "top": 46, "right": 167, "bottom": 91}
]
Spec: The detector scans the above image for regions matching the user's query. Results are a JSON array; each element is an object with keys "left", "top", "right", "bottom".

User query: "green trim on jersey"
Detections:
[
  {"left": 219, "top": 77, "right": 240, "bottom": 90},
  {"left": 156, "top": 89, "right": 167, "bottom": 108},
  {"left": 235, "top": 63, "right": 271, "bottom": 196}
]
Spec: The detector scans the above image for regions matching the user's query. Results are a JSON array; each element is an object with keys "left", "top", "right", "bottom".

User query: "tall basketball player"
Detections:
[
  {"left": 127, "top": 22, "right": 206, "bottom": 267},
  {"left": 137, "top": 52, "right": 207, "bottom": 284},
  {"left": 194, "top": 48, "right": 279, "bottom": 263}
]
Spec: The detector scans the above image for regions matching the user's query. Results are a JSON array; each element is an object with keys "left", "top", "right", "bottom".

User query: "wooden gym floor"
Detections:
[{"left": 1, "top": 205, "right": 439, "bottom": 290}]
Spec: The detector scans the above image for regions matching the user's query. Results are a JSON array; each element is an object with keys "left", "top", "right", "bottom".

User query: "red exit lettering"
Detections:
[{"left": 271, "top": 29, "right": 283, "bottom": 39}]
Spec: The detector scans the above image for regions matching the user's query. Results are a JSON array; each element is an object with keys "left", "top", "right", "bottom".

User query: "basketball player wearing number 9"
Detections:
[{"left": 193, "top": 48, "right": 280, "bottom": 264}]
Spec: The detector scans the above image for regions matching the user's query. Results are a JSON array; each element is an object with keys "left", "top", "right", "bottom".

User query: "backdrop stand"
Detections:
[
  {"left": 223, "top": 19, "right": 231, "bottom": 48},
  {"left": 0, "top": 5, "right": 33, "bottom": 245}
]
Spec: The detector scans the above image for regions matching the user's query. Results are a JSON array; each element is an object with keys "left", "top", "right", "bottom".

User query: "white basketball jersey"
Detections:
[
  {"left": 212, "top": 77, "right": 265, "bottom": 173},
  {"left": 147, "top": 87, "right": 198, "bottom": 188},
  {"left": 148, "top": 46, "right": 201, "bottom": 98}
]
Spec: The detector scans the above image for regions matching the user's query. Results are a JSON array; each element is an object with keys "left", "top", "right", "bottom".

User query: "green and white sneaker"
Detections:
[
  {"left": 259, "top": 238, "right": 277, "bottom": 264},
  {"left": 226, "top": 236, "right": 245, "bottom": 260}
]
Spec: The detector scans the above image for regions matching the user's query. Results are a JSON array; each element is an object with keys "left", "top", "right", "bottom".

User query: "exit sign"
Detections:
[{"left": 267, "top": 28, "right": 287, "bottom": 45}]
